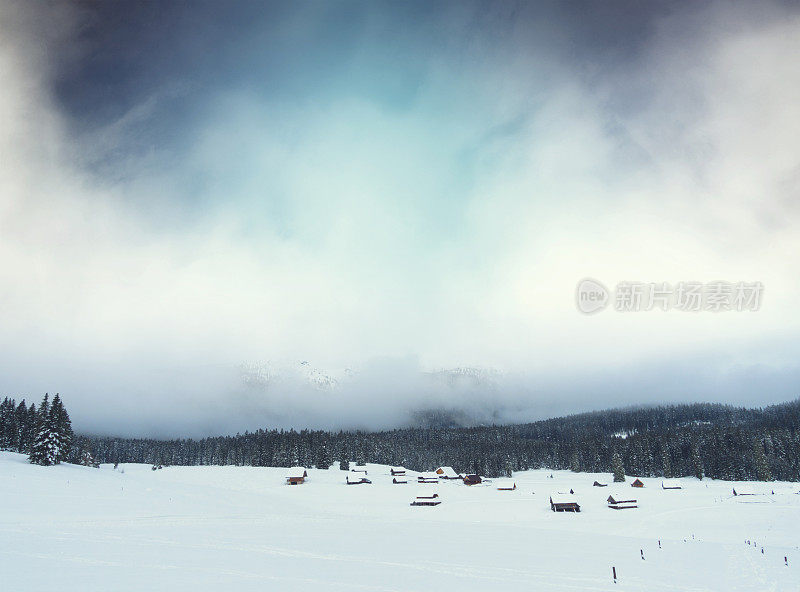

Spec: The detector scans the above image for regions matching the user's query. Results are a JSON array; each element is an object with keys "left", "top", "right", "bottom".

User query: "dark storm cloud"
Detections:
[{"left": 1, "top": 0, "right": 799, "bottom": 436}]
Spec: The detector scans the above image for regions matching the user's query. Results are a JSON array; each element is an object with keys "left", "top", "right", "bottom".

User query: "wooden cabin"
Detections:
[
  {"left": 607, "top": 495, "right": 638, "bottom": 509},
  {"left": 463, "top": 474, "right": 482, "bottom": 486},
  {"left": 661, "top": 479, "right": 682, "bottom": 490},
  {"left": 415, "top": 490, "right": 439, "bottom": 499},
  {"left": 350, "top": 468, "right": 368, "bottom": 475},
  {"left": 392, "top": 477, "right": 408, "bottom": 484},
  {"left": 418, "top": 472, "right": 439, "bottom": 484},
  {"left": 285, "top": 467, "right": 308, "bottom": 485},
  {"left": 631, "top": 478, "right": 645, "bottom": 488},
  {"left": 346, "top": 473, "right": 371, "bottom": 485},
  {"left": 592, "top": 481, "right": 608, "bottom": 487},
  {"left": 390, "top": 467, "right": 406, "bottom": 476},
  {"left": 435, "top": 466, "right": 460, "bottom": 479},
  {"left": 550, "top": 493, "right": 580, "bottom": 512},
  {"left": 733, "top": 487, "right": 758, "bottom": 496},
  {"left": 410, "top": 494, "right": 442, "bottom": 507},
  {"left": 496, "top": 481, "right": 516, "bottom": 491}
]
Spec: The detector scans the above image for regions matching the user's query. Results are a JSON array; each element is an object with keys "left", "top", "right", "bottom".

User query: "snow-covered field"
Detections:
[{"left": 1, "top": 451, "right": 798, "bottom": 591}]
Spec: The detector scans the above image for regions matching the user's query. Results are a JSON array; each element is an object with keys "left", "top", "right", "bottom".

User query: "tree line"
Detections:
[
  {"left": 2, "top": 396, "right": 798, "bottom": 481},
  {"left": 0, "top": 394, "right": 77, "bottom": 466},
  {"left": 29, "top": 398, "right": 798, "bottom": 482}
]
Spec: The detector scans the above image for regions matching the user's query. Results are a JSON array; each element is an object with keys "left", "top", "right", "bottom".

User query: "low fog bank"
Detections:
[{"left": 9, "top": 353, "right": 791, "bottom": 439}]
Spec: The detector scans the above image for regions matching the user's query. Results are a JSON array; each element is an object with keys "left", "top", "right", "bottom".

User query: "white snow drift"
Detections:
[{"left": 1, "top": 451, "right": 798, "bottom": 591}]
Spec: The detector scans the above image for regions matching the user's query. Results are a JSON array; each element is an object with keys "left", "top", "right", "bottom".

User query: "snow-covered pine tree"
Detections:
[
  {"left": 272, "top": 445, "right": 290, "bottom": 467},
  {"left": 50, "top": 394, "right": 74, "bottom": 463},
  {"left": 0, "top": 398, "right": 15, "bottom": 450},
  {"left": 612, "top": 451, "right": 625, "bottom": 482},
  {"left": 569, "top": 451, "right": 580, "bottom": 472},
  {"left": 691, "top": 442, "right": 704, "bottom": 480},
  {"left": 355, "top": 448, "right": 366, "bottom": 466},
  {"left": 753, "top": 437, "right": 773, "bottom": 481},
  {"left": 661, "top": 441, "right": 672, "bottom": 478},
  {"left": 24, "top": 402, "right": 36, "bottom": 453},
  {"left": 317, "top": 444, "right": 332, "bottom": 469},
  {"left": 29, "top": 394, "right": 58, "bottom": 466},
  {"left": 81, "top": 449, "right": 100, "bottom": 468},
  {"left": 503, "top": 458, "right": 514, "bottom": 478},
  {"left": 338, "top": 456, "right": 349, "bottom": 471}
]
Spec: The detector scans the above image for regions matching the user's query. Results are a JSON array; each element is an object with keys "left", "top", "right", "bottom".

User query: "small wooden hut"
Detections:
[
  {"left": 435, "top": 466, "right": 460, "bottom": 479},
  {"left": 463, "top": 474, "right": 482, "bottom": 486},
  {"left": 631, "top": 478, "right": 645, "bottom": 488},
  {"left": 285, "top": 467, "right": 308, "bottom": 485},
  {"left": 550, "top": 493, "right": 580, "bottom": 512},
  {"left": 410, "top": 493, "right": 441, "bottom": 506},
  {"left": 607, "top": 495, "right": 638, "bottom": 509},
  {"left": 346, "top": 473, "right": 371, "bottom": 485}
]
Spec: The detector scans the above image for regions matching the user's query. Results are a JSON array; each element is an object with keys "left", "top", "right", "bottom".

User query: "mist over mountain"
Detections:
[{"left": 235, "top": 361, "right": 514, "bottom": 430}]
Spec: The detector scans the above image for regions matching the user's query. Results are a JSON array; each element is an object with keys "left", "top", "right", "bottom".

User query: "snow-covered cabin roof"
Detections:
[
  {"left": 346, "top": 473, "right": 366, "bottom": 483},
  {"left": 496, "top": 481, "right": 516, "bottom": 490},
  {"left": 286, "top": 467, "right": 307, "bottom": 479},
  {"left": 416, "top": 490, "right": 439, "bottom": 499},
  {"left": 733, "top": 486, "right": 760, "bottom": 496},
  {"left": 607, "top": 495, "right": 637, "bottom": 504},
  {"left": 390, "top": 466, "right": 405, "bottom": 473},
  {"left": 435, "top": 466, "right": 459, "bottom": 478},
  {"left": 418, "top": 472, "right": 439, "bottom": 480},
  {"left": 662, "top": 479, "right": 682, "bottom": 489},
  {"left": 550, "top": 492, "right": 578, "bottom": 505}
]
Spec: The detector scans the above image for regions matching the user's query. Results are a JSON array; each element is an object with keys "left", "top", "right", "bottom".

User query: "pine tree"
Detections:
[
  {"left": 355, "top": 448, "right": 366, "bottom": 466},
  {"left": 472, "top": 458, "right": 486, "bottom": 476},
  {"left": 753, "top": 438, "right": 773, "bottom": 481},
  {"left": 50, "top": 394, "right": 74, "bottom": 462},
  {"left": 691, "top": 442, "right": 704, "bottom": 480},
  {"left": 315, "top": 443, "right": 331, "bottom": 469},
  {"left": 338, "top": 455, "right": 349, "bottom": 471},
  {"left": 272, "top": 445, "right": 290, "bottom": 467},
  {"left": 14, "top": 400, "right": 30, "bottom": 453},
  {"left": 25, "top": 403, "right": 36, "bottom": 452},
  {"left": 0, "top": 398, "right": 14, "bottom": 450},
  {"left": 81, "top": 449, "right": 100, "bottom": 468},
  {"left": 612, "top": 451, "right": 625, "bottom": 482},
  {"left": 661, "top": 442, "right": 672, "bottom": 478},
  {"left": 29, "top": 394, "right": 58, "bottom": 466}
]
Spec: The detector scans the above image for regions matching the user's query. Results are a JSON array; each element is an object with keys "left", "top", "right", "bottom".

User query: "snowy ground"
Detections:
[{"left": 1, "top": 451, "right": 799, "bottom": 591}]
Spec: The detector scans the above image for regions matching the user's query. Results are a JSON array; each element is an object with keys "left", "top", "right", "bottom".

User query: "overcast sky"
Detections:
[{"left": 1, "top": 0, "right": 799, "bottom": 437}]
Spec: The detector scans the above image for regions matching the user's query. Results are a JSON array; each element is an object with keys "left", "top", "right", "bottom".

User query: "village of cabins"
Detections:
[{"left": 278, "top": 464, "right": 771, "bottom": 511}]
